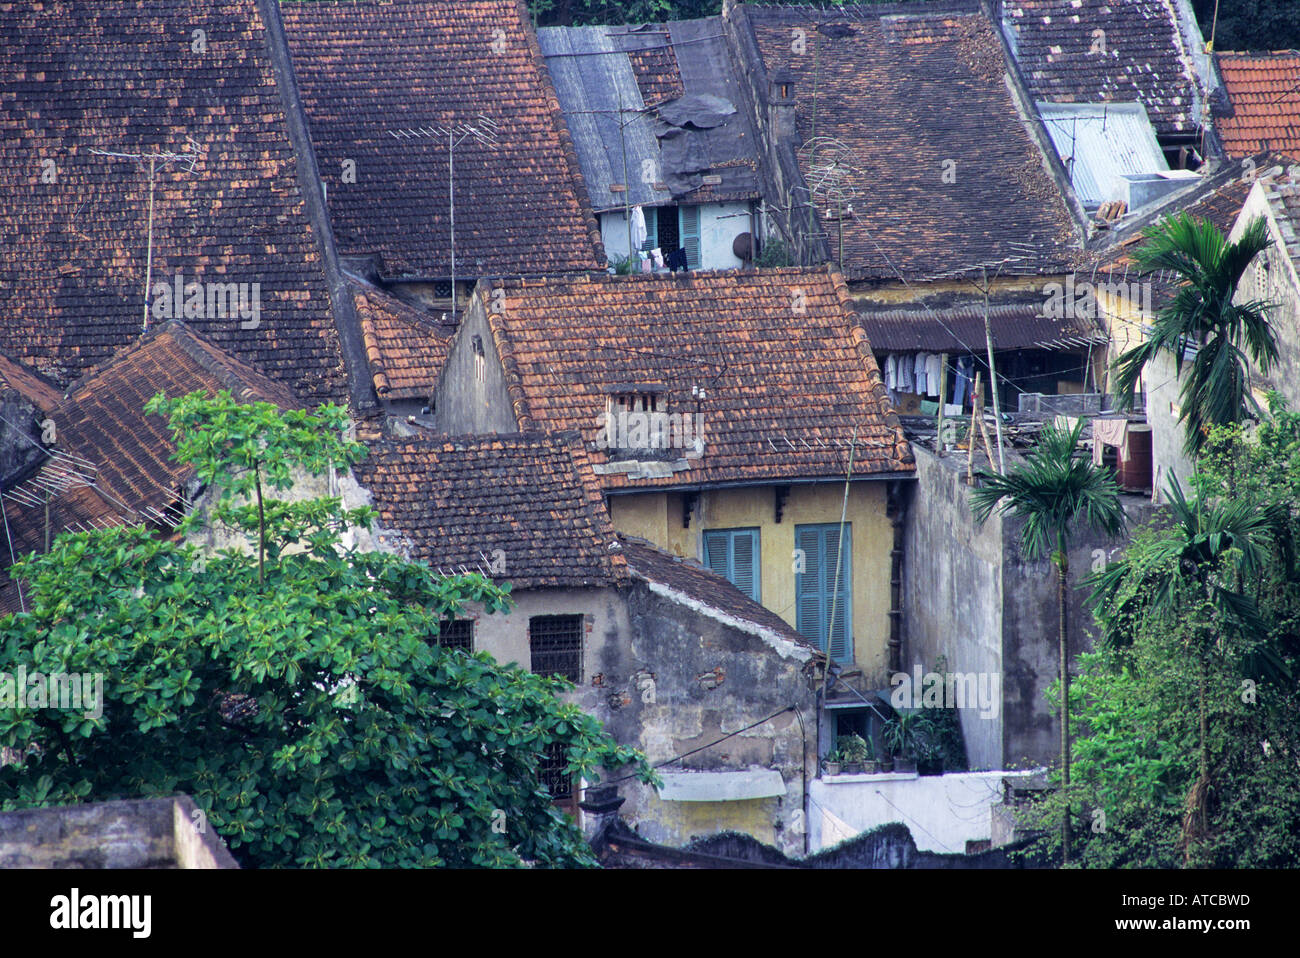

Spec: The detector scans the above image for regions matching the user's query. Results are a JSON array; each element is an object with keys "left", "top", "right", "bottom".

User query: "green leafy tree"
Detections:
[
  {"left": 970, "top": 420, "right": 1125, "bottom": 862},
  {"left": 1111, "top": 213, "right": 1277, "bottom": 458},
  {"left": 0, "top": 391, "right": 654, "bottom": 867}
]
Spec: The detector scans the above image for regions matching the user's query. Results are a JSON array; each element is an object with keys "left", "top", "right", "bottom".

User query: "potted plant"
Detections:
[
  {"left": 883, "top": 713, "right": 922, "bottom": 773},
  {"left": 822, "top": 749, "right": 842, "bottom": 777},
  {"left": 840, "top": 733, "right": 876, "bottom": 774},
  {"left": 914, "top": 717, "right": 945, "bottom": 776},
  {"left": 836, "top": 735, "right": 863, "bottom": 774}
]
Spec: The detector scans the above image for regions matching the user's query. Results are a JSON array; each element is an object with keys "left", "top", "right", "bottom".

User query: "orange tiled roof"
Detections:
[
  {"left": 1215, "top": 53, "right": 1300, "bottom": 161},
  {"left": 476, "top": 267, "right": 914, "bottom": 490},
  {"left": 352, "top": 280, "right": 455, "bottom": 402},
  {"left": 281, "top": 0, "right": 605, "bottom": 280},
  {"left": 354, "top": 433, "right": 629, "bottom": 590},
  {"left": 0, "top": 0, "right": 351, "bottom": 404},
  {"left": 0, "top": 354, "right": 63, "bottom": 415}
]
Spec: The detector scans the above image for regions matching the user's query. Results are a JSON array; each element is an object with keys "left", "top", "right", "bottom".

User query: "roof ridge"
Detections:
[{"left": 481, "top": 279, "right": 535, "bottom": 430}]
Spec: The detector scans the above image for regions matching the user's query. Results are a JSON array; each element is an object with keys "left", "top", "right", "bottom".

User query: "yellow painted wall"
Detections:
[{"left": 609, "top": 481, "right": 894, "bottom": 682}]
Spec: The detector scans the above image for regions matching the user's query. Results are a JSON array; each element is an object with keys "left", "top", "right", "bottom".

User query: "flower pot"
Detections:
[
  {"left": 861, "top": 760, "right": 879, "bottom": 774},
  {"left": 879, "top": 758, "right": 894, "bottom": 773},
  {"left": 843, "top": 761, "right": 862, "bottom": 774},
  {"left": 894, "top": 757, "right": 917, "bottom": 773},
  {"left": 824, "top": 762, "right": 841, "bottom": 776}
]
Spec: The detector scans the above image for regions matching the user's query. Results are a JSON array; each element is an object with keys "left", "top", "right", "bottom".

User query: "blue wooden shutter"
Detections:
[
  {"left": 703, "top": 528, "right": 760, "bottom": 602},
  {"left": 796, "top": 524, "right": 853, "bottom": 662},
  {"left": 680, "top": 205, "right": 701, "bottom": 269},
  {"left": 644, "top": 207, "right": 659, "bottom": 253}
]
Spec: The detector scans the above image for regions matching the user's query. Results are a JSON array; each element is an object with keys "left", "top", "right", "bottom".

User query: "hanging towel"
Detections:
[
  {"left": 952, "top": 356, "right": 974, "bottom": 408},
  {"left": 1092, "top": 418, "right": 1130, "bottom": 465},
  {"left": 914, "top": 353, "right": 928, "bottom": 395},
  {"left": 898, "top": 354, "right": 915, "bottom": 392},
  {"left": 885, "top": 354, "right": 898, "bottom": 390},
  {"left": 630, "top": 206, "right": 648, "bottom": 255}
]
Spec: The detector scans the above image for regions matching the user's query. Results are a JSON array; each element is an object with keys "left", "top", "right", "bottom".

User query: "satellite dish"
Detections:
[{"left": 732, "top": 232, "right": 754, "bottom": 261}]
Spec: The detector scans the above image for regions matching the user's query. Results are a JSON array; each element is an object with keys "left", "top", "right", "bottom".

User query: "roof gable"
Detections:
[{"left": 475, "top": 268, "right": 914, "bottom": 489}]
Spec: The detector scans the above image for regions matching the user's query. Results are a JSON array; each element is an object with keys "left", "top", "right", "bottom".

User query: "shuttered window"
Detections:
[
  {"left": 795, "top": 523, "right": 852, "bottom": 663},
  {"left": 680, "top": 205, "right": 701, "bottom": 269},
  {"left": 702, "top": 528, "right": 760, "bottom": 602}
]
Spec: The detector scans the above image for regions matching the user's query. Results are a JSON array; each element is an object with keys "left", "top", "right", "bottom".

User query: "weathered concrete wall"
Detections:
[
  {"left": 904, "top": 443, "right": 1155, "bottom": 769},
  {"left": 0, "top": 796, "right": 237, "bottom": 869},
  {"left": 0, "top": 389, "right": 49, "bottom": 485},
  {"left": 431, "top": 292, "right": 517, "bottom": 436},
  {"left": 1232, "top": 182, "right": 1300, "bottom": 415},
  {"left": 574, "top": 581, "right": 817, "bottom": 858},
  {"left": 808, "top": 769, "right": 1038, "bottom": 854},
  {"left": 903, "top": 445, "right": 1007, "bottom": 769},
  {"left": 609, "top": 479, "right": 895, "bottom": 680}
]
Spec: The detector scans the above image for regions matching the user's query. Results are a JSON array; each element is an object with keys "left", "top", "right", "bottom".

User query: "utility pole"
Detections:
[
  {"left": 387, "top": 116, "right": 498, "bottom": 323},
  {"left": 979, "top": 266, "right": 1006, "bottom": 474}
]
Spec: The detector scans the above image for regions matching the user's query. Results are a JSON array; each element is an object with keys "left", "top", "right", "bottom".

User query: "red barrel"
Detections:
[{"left": 1118, "top": 425, "right": 1153, "bottom": 493}]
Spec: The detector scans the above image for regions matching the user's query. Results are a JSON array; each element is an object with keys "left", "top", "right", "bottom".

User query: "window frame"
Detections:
[{"left": 702, "top": 527, "right": 762, "bottom": 603}]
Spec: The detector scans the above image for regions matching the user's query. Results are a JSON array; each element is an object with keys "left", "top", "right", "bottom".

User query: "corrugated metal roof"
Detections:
[
  {"left": 1039, "top": 102, "right": 1168, "bottom": 208},
  {"left": 540, "top": 19, "right": 760, "bottom": 212},
  {"left": 857, "top": 302, "right": 1107, "bottom": 353},
  {"left": 539, "top": 26, "right": 672, "bottom": 212}
]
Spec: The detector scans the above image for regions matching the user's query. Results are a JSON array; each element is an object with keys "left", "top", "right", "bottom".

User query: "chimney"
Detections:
[{"left": 769, "top": 70, "right": 796, "bottom": 141}]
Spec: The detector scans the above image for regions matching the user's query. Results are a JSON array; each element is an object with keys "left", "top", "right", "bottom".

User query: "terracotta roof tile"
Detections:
[
  {"left": 0, "top": 0, "right": 351, "bottom": 404},
  {"left": 281, "top": 0, "right": 605, "bottom": 279},
  {"left": 1215, "top": 52, "right": 1300, "bottom": 161},
  {"left": 351, "top": 280, "right": 455, "bottom": 401},
  {"left": 1, "top": 322, "right": 300, "bottom": 612},
  {"left": 354, "top": 433, "right": 629, "bottom": 590},
  {"left": 1003, "top": 0, "right": 1207, "bottom": 137},
  {"left": 477, "top": 268, "right": 914, "bottom": 490},
  {"left": 746, "top": 3, "right": 1082, "bottom": 281}
]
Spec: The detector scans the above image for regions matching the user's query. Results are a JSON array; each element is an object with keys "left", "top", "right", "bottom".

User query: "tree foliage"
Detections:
[
  {"left": 0, "top": 391, "right": 654, "bottom": 867},
  {"left": 1017, "top": 406, "right": 1300, "bottom": 867}
]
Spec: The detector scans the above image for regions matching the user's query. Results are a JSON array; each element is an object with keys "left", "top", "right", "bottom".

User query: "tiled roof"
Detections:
[
  {"left": 744, "top": 2, "right": 1082, "bottom": 281},
  {"left": 0, "top": 354, "right": 63, "bottom": 414},
  {"left": 1215, "top": 53, "right": 1300, "bottom": 160},
  {"left": 857, "top": 301, "right": 1106, "bottom": 353},
  {"left": 0, "top": 321, "right": 300, "bottom": 612},
  {"left": 619, "top": 536, "right": 817, "bottom": 653},
  {"left": 476, "top": 268, "right": 914, "bottom": 489},
  {"left": 351, "top": 279, "right": 455, "bottom": 402},
  {"left": 354, "top": 433, "right": 629, "bottom": 590},
  {"left": 1002, "top": 0, "right": 1207, "bottom": 137},
  {"left": 281, "top": 0, "right": 605, "bottom": 280},
  {"left": 0, "top": 0, "right": 351, "bottom": 404}
]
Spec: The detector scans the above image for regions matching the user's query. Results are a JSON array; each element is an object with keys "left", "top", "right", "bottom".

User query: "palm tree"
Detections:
[
  {"left": 1110, "top": 212, "right": 1277, "bottom": 459},
  {"left": 971, "top": 420, "right": 1126, "bottom": 863},
  {"left": 1088, "top": 476, "right": 1281, "bottom": 860}
]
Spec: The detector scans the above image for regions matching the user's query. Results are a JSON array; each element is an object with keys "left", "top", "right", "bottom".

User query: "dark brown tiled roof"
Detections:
[
  {"left": 351, "top": 280, "right": 455, "bottom": 402},
  {"left": 857, "top": 301, "right": 1106, "bottom": 353},
  {"left": 1002, "top": 0, "right": 1206, "bottom": 137},
  {"left": 477, "top": 268, "right": 914, "bottom": 490},
  {"left": 619, "top": 536, "right": 818, "bottom": 653},
  {"left": 1215, "top": 53, "right": 1300, "bottom": 161},
  {"left": 281, "top": 0, "right": 605, "bottom": 280},
  {"left": 1, "top": 322, "right": 300, "bottom": 612},
  {"left": 625, "top": 25, "right": 685, "bottom": 107},
  {"left": 0, "top": 0, "right": 350, "bottom": 404},
  {"left": 745, "top": 3, "right": 1082, "bottom": 281},
  {"left": 354, "top": 433, "right": 629, "bottom": 590},
  {"left": 0, "top": 354, "right": 63, "bottom": 414}
]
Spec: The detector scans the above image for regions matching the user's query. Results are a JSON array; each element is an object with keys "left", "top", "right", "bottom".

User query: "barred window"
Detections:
[
  {"left": 538, "top": 741, "right": 574, "bottom": 801},
  {"left": 529, "top": 615, "right": 583, "bottom": 682},
  {"left": 438, "top": 618, "right": 473, "bottom": 653}
]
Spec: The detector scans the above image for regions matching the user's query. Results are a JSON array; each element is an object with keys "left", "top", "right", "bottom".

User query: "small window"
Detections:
[
  {"left": 529, "top": 615, "right": 583, "bottom": 682},
  {"left": 438, "top": 618, "right": 473, "bottom": 653},
  {"left": 538, "top": 740, "right": 579, "bottom": 818},
  {"left": 703, "top": 528, "right": 761, "bottom": 602}
]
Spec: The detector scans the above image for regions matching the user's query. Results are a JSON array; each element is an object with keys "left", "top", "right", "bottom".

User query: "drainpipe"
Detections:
[{"left": 887, "top": 480, "right": 907, "bottom": 674}]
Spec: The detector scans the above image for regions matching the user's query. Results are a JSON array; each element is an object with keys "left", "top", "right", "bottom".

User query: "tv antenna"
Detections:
[
  {"left": 797, "top": 136, "right": 863, "bottom": 270},
  {"left": 89, "top": 139, "right": 202, "bottom": 334},
  {"left": 386, "top": 115, "right": 499, "bottom": 323}
]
